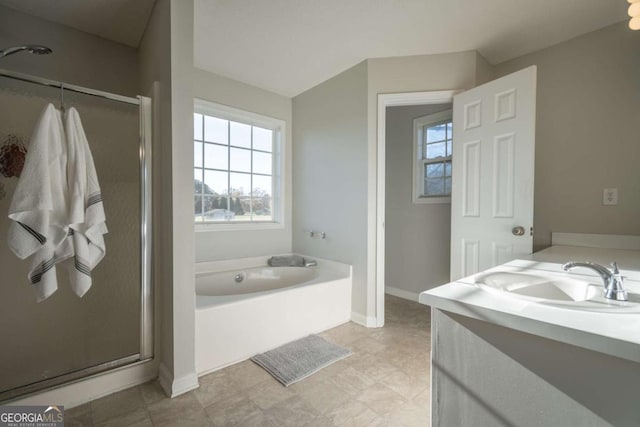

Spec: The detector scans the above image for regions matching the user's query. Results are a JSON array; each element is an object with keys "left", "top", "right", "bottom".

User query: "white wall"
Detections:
[
  {"left": 193, "top": 68, "right": 293, "bottom": 262},
  {"left": 292, "top": 61, "right": 369, "bottom": 320},
  {"left": 495, "top": 22, "right": 640, "bottom": 250},
  {"left": 385, "top": 104, "right": 453, "bottom": 300}
]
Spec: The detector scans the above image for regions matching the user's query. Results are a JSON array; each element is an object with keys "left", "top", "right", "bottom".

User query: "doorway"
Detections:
[{"left": 376, "top": 91, "right": 456, "bottom": 327}]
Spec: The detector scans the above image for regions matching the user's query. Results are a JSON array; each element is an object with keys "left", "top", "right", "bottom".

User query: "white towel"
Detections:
[
  {"left": 7, "top": 103, "right": 72, "bottom": 301},
  {"left": 62, "top": 106, "right": 108, "bottom": 298}
]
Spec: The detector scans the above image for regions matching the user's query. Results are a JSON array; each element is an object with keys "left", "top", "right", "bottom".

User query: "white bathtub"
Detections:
[{"left": 195, "top": 255, "right": 352, "bottom": 375}]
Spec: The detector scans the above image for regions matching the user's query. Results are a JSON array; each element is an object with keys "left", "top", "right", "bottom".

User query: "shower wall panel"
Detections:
[{"left": 0, "top": 78, "right": 141, "bottom": 395}]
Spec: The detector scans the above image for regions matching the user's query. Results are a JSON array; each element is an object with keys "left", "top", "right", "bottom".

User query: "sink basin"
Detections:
[{"left": 473, "top": 272, "right": 600, "bottom": 302}]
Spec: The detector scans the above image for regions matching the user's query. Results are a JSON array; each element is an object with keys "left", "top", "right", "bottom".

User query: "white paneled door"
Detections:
[{"left": 450, "top": 66, "right": 537, "bottom": 281}]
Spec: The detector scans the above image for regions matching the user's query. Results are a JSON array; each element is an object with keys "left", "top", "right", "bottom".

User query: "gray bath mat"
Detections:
[{"left": 251, "top": 335, "right": 352, "bottom": 387}]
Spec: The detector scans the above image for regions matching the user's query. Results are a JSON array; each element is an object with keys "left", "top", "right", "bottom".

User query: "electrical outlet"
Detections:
[{"left": 603, "top": 188, "right": 618, "bottom": 206}]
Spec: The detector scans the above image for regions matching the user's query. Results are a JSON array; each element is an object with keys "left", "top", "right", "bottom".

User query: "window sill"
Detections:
[
  {"left": 412, "top": 196, "right": 451, "bottom": 205},
  {"left": 195, "top": 221, "right": 284, "bottom": 232}
]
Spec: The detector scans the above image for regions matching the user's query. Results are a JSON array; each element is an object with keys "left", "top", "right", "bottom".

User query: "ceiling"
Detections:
[
  {"left": 0, "top": 1, "right": 628, "bottom": 97},
  {"left": 0, "top": 0, "right": 156, "bottom": 48},
  {"left": 194, "top": 0, "right": 628, "bottom": 97}
]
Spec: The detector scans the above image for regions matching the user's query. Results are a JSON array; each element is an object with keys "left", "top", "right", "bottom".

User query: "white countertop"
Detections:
[{"left": 419, "top": 245, "right": 640, "bottom": 363}]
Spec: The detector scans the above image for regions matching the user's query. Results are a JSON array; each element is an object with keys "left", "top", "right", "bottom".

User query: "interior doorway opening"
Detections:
[{"left": 375, "top": 91, "right": 457, "bottom": 327}]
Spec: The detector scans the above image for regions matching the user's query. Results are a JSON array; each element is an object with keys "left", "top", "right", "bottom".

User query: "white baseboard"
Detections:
[
  {"left": 351, "top": 311, "right": 378, "bottom": 327},
  {"left": 158, "top": 363, "right": 199, "bottom": 398},
  {"left": 386, "top": 286, "right": 420, "bottom": 302}
]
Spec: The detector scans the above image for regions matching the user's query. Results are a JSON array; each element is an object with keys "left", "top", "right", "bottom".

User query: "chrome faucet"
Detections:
[{"left": 561, "top": 261, "right": 628, "bottom": 301}]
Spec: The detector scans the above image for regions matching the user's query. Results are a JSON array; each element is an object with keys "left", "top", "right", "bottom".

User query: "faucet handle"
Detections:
[{"left": 610, "top": 262, "right": 620, "bottom": 275}]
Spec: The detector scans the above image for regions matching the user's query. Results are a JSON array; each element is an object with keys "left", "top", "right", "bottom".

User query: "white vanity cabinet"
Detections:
[{"left": 420, "top": 241, "right": 640, "bottom": 427}]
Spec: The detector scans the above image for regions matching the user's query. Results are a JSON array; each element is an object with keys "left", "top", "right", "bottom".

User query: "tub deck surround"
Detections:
[
  {"left": 420, "top": 245, "right": 640, "bottom": 364},
  {"left": 195, "top": 255, "right": 352, "bottom": 375}
]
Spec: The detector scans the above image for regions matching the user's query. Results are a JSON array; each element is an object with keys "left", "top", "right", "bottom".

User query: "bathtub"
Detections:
[{"left": 195, "top": 255, "right": 352, "bottom": 375}]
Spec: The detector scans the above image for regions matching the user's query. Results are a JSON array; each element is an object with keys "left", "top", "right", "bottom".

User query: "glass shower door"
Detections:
[{"left": 0, "top": 75, "right": 151, "bottom": 400}]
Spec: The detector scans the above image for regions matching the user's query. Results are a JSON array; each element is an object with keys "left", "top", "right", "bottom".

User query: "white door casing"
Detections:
[{"left": 450, "top": 66, "right": 537, "bottom": 281}]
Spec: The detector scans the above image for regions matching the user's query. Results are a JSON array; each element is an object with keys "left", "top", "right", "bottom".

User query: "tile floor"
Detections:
[{"left": 66, "top": 295, "right": 431, "bottom": 426}]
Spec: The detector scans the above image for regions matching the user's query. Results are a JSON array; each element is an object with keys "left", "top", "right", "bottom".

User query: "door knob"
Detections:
[{"left": 512, "top": 226, "right": 525, "bottom": 236}]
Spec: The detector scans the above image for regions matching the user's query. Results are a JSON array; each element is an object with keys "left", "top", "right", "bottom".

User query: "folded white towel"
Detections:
[
  {"left": 7, "top": 103, "right": 71, "bottom": 301},
  {"left": 62, "top": 106, "right": 108, "bottom": 298}
]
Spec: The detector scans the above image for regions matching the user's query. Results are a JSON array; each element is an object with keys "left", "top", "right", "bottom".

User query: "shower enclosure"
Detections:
[{"left": 0, "top": 68, "right": 152, "bottom": 401}]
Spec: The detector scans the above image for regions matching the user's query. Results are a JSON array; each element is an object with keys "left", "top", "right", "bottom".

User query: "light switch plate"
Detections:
[{"left": 603, "top": 188, "right": 618, "bottom": 205}]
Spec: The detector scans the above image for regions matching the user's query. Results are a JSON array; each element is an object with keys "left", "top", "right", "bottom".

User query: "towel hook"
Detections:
[{"left": 60, "top": 83, "right": 65, "bottom": 113}]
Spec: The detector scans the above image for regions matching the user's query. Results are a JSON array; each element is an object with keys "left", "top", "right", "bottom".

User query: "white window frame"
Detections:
[
  {"left": 194, "top": 98, "right": 286, "bottom": 231},
  {"left": 412, "top": 109, "right": 453, "bottom": 204}
]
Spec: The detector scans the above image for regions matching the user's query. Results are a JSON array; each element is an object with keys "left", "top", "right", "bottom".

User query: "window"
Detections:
[
  {"left": 194, "top": 99, "right": 285, "bottom": 226},
  {"left": 413, "top": 110, "right": 453, "bottom": 203}
]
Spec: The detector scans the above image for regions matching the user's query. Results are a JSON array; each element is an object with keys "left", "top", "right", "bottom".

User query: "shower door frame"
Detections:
[{"left": 0, "top": 68, "right": 154, "bottom": 402}]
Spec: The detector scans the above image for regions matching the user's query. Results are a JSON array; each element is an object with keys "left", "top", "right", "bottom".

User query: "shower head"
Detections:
[{"left": 0, "top": 45, "right": 53, "bottom": 59}]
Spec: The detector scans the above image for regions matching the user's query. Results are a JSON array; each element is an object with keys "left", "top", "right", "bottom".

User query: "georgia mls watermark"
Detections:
[{"left": 0, "top": 405, "right": 64, "bottom": 427}]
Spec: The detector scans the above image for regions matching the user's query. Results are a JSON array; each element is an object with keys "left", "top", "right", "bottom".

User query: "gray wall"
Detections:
[
  {"left": 495, "top": 22, "right": 640, "bottom": 251},
  {"left": 193, "top": 68, "right": 293, "bottom": 262},
  {"left": 292, "top": 61, "right": 369, "bottom": 317},
  {"left": 0, "top": 5, "right": 139, "bottom": 96},
  {"left": 385, "top": 104, "right": 452, "bottom": 298},
  {"left": 431, "top": 309, "right": 640, "bottom": 427}
]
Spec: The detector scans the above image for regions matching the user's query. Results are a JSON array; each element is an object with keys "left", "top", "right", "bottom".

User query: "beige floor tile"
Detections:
[
  {"left": 138, "top": 380, "right": 167, "bottom": 406},
  {"left": 194, "top": 369, "right": 241, "bottom": 407},
  {"left": 384, "top": 402, "right": 429, "bottom": 427},
  {"left": 297, "top": 379, "right": 353, "bottom": 414},
  {"left": 246, "top": 378, "right": 295, "bottom": 410},
  {"left": 349, "top": 336, "right": 388, "bottom": 355},
  {"left": 227, "top": 360, "right": 273, "bottom": 390},
  {"left": 356, "top": 382, "right": 407, "bottom": 416},
  {"left": 411, "top": 388, "right": 430, "bottom": 408},
  {"left": 90, "top": 387, "right": 145, "bottom": 424},
  {"left": 319, "top": 322, "right": 370, "bottom": 345},
  {"left": 325, "top": 400, "right": 386, "bottom": 427},
  {"left": 94, "top": 408, "right": 152, "bottom": 427},
  {"left": 204, "top": 393, "right": 262, "bottom": 426},
  {"left": 327, "top": 366, "right": 376, "bottom": 397},
  {"left": 65, "top": 403, "right": 93, "bottom": 427},
  {"left": 240, "top": 411, "right": 278, "bottom": 427},
  {"left": 147, "top": 392, "right": 208, "bottom": 427},
  {"left": 265, "top": 395, "right": 321, "bottom": 426},
  {"left": 352, "top": 354, "right": 399, "bottom": 382},
  {"left": 379, "top": 369, "right": 428, "bottom": 400}
]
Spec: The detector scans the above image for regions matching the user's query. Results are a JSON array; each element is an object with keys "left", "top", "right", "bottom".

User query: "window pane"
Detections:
[
  {"left": 445, "top": 177, "right": 452, "bottom": 195},
  {"left": 427, "top": 124, "right": 446, "bottom": 143},
  {"left": 253, "top": 127, "right": 272, "bottom": 152},
  {"left": 426, "top": 142, "right": 446, "bottom": 159},
  {"left": 426, "top": 163, "right": 444, "bottom": 178},
  {"left": 202, "top": 195, "right": 217, "bottom": 217},
  {"left": 446, "top": 122, "right": 453, "bottom": 139},
  {"left": 253, "top": 151, "right": 272, "bottom": 175},
  {"left": 204, "top": 170, "right": 228, "bottom": 195},
  {"left": 204, "top": 116, "right": 228, "bottom": 144},
  {"left": 253, "top": 175, "right": 272, "bottom": 197},
  {"left": 445, "top": 161, "right": 452, "bottom": 177},
  {"left": 253, "top": 175, "right": 272, "bottom": 220},
  {"left": 194, "top": 168, "right": 203, "bottom": 193},
  {"left": 446, "top": 140, "right": 452, "bottom": 157},
  {"left": 230, "top": 121, "right": 251, "bottom": 148},
  {"left": 204, "top": 143, "right": 228, "bottom": 170},
  {"left": 194, "top": 113, "right": 203, "bottom": 141},
  {"left": 230, "top": 172, "right": 251, "bottom": 197},
  {"left": 194, "top": 195, "right": 203, "bottom": 222},
  {"left": 194, "top": 142, "right": 203, "bottom": 168},
  {"left": 425, "top": 178, "right": 445, "bottom": 196},
  {"left": 230, "top": 147, "right": 251, "bottom": 172}
]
